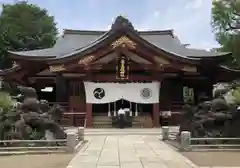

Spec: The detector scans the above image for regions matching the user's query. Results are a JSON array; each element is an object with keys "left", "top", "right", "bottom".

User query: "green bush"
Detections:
[
  {"left": 232, "top": 87, "right": 240, "bottom": 104},
  {"left": 0, "top": 92, "right": 16, "bottom": 113}
]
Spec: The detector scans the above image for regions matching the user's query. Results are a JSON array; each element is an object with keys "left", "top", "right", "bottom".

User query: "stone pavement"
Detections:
[
  {"left": 201, "top": 167, "right": 240, "bottom": 168},
  {"left": 66, "top": 134, "right": 199, "bottom": 168}
]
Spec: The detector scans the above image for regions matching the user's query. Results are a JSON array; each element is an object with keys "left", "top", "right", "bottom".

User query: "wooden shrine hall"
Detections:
[{"left": 1, "top": 16, "right": 239, "bottom": 128}]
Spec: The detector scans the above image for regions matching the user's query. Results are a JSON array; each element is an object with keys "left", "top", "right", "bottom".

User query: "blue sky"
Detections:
[{"left": 0, "top": 0, "right": 219, "bottom": 50}]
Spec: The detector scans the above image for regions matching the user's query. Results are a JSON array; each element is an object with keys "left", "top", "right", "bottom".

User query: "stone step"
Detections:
[
  {"left": 84, "top": 127, "right": 179, "bottom": 132},
  {"left": 92, "top": 124, "right": 112, "bottom": 128},
  {"left": 84, "top": 131, "right": 161, "bottom": 136},
  {"left": 85, "top": 128, "right": 162, "bottom": 134}
]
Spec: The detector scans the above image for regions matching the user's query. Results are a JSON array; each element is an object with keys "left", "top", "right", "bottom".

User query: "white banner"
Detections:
[
  {"left": 121, "top": 82, "right": 160, "bottom": 104},
  {"left": 84, "top": 82, "right": 160, "bottom": 104},
  {"left": 84, "top": 82, "right": 121, "bottom": 104}
]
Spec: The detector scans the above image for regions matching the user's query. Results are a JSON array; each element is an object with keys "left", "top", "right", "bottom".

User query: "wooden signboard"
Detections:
[{"left": 116, "top": 54, "right": 129, "bottom": 80}]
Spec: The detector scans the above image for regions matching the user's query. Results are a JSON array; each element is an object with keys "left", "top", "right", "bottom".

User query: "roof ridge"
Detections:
[
  {"left": 63, "top": 29, "right": 106, "bottom": 35},
  {"left": 63, "top": 29, "right": 174, "bottom": 36}
]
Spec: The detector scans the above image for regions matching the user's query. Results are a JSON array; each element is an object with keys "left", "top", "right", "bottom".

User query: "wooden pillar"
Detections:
[
  {"left": 55, "top": 74, "right": 68, "bottom": 102},
  {"left": 153, "top": 103, "right": 160, "bottom": 127},
  {"left": 86, "top": 103, "right": 92, "bottom": 127}
]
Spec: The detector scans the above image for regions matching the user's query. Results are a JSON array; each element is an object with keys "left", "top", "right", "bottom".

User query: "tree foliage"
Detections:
[
  {"left": 232, "top": 87, "right": 240, "bottom": 104},
  {"left": 212, "top": 0, "right": 240, "bottom": 68},
  {"left": 0, "top": 92, "right": 15, "bottom": 113},
  {"left": 0, "top": 1, "right": 58, "bottom": 69}
]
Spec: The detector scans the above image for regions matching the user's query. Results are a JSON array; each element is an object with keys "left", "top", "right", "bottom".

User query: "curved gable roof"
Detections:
[{"left": 8, "top": 16, "right": 231, "bottom": 62}]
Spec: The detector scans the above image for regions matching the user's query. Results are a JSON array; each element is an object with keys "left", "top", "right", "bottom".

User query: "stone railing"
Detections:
[
  {"left": 161, "top": 127, "right": 240, "bottom": 151},
  {"left": 0, "top": 127, "right": 85, "bottom": 154}
]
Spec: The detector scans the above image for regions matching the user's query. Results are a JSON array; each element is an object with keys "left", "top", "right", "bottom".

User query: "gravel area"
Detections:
[
  {"left": 182, "top": 151, "right": 240, "bottom": 167},
  {"left": 0, "top": 153, "right": 74, "bottom": 168}
]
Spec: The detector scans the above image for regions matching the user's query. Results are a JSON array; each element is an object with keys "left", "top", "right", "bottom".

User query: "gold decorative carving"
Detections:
[
  {"left": 116, "top": 55, "right": 129, "bottom": 80},
  {"left": 111, "top": 36, "right": 136, "bottom": 49},
  {"left": 49, "top": 64, "right": 65, "bottom": 72},
  {"left": 78, "top": 55, "right": 95, "bottom": 65},
  {"left": 120, "top": 59, "right": 125, "bottom": 78},
  {"left": 182, "top": 65, "right": 197, "bottom": 72},
  {"left": 153, "top": 56, "right": 170, "bottom": 65}
]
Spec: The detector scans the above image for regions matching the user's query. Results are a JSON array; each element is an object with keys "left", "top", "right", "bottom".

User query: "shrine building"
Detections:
[{"left": 1, "top": 16, "right": 239, "bottom": 128}]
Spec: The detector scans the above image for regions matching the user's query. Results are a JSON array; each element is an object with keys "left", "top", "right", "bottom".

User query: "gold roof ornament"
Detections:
[
  {"left": 111, "top": 36, "right": 136, "bottom": 49},
  {"left": 49, "top": 64, "right": 66, "bottom": 72},
  {"left": 182, "top": 65, "right": 197, "bottom": 72},
  {"left": 78, "top": 55, "right": 95, "bottom": 65}
]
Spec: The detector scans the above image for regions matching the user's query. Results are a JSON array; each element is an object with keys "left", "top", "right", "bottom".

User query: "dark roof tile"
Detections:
[{"left": 8, "top": 16, "right": 229, "bottom": 60}]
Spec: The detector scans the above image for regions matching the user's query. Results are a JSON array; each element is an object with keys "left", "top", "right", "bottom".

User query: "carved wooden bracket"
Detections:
[
  {"left": 78, "top": 55, "right": 95, "bottom": 65},
  {"left": 12, "top": 61, "right": 19, "bottom": 67},
  {"left": 49, "top": 64, "right": 66, "bottom": 72},
  {"left": 181, "top": 65, "right": 197, "bottom": 72},
  {"left": 111, "top": 36, "right": 136, "bottom": 49}
]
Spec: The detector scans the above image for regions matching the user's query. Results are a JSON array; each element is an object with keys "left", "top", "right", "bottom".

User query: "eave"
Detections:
[
  {"left": 0, "top": 65, "right": 22, "bottom": 76},
  {"left": 8, "top": 51, "right": 56, "bottom": 61},
  {"left": 220, "top": 65, "right": 240, "bottom": 73},
  {"left": 188, "top": 52, "right": 232, "bottom": 62}
]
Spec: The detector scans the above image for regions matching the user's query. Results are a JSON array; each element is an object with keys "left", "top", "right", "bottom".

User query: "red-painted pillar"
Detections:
[
  {"left": 86, "top": 103, "right": 92, "bottom": 127},
  {"left": 153, "top": 103, "right": 160, "bottom": 127}
]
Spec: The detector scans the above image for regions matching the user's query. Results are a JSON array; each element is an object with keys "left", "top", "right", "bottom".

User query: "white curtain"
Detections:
[
  {"left": 84, "top": 82, "right": 160, "bottom": 104},
  {"left": 84, "top": 82, "right": 121, "bottom": 104},
  {"left": 121, "top": 82, "right": 160, "bottom": 104}
]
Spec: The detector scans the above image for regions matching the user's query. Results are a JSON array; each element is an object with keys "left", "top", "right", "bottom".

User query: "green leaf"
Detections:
[
  {"left": 212, "top": 0, "right": 240, "bottom": 68},
  {"left": 0, "top": 1, "right": 58, "bottom": 69}
]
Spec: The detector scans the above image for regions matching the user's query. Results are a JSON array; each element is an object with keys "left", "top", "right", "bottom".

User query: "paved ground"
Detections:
[
  {"left": 183, "top": 151, "right": 240, "bottom": 167},
  {"left": 67, "top": 135, "right": 197, "bottom": 168},
  {"left": 0, "top": 153, "right": 74, "bottom": 168}
]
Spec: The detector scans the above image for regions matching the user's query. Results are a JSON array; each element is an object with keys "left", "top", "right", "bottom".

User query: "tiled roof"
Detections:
[{"left": 8, "top": 16, "right": 230, "bottom": 60}]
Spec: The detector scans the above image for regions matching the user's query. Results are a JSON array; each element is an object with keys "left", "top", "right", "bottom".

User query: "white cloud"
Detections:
[
  {"left": 185, "top": 0, "right": 204, "bottom": 9},
  {"left": 135, "top": 0, "right": 220, "bottom": 50}
]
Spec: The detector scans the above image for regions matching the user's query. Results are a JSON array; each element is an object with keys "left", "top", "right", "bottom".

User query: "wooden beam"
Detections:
[
  {"left": 62, "top": 73, "right": 86, "bottom": 77},
  {"left": 91, "top": 73, "right": 163, "bottom": 82}
]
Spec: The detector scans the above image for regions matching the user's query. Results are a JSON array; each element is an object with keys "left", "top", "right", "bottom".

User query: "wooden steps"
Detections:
[
  {"left": 92, "top": 115, "right": 153, "bottom": 128},
  {"left": 92, "top": 116, "right": 112, "bottom": 128},
  {"left": 132, "top": 116, "right": 153, "bottom": 128},
  {"left": 132, "top": 116, "right": 142, "bottom": 128}
]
